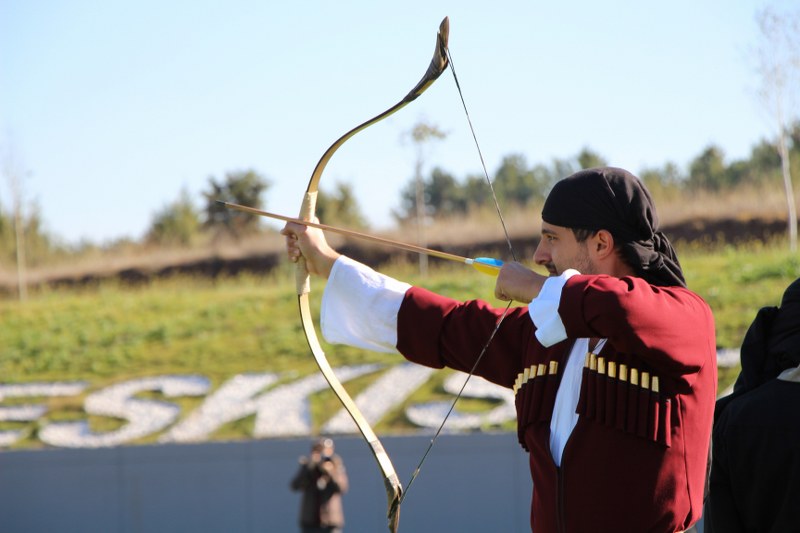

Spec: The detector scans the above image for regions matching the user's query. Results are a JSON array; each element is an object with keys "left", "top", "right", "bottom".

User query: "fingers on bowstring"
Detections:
[{"left": 494, "top": 287, "right": 510, "bottom": 302}]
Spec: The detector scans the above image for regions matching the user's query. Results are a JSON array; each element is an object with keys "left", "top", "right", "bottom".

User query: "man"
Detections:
[
  {"left": 290, "top": 437, "right": 349, "bottom": 533},
  {"left": 706, "top": 278, "right": 800, "bottom": 532},
  {"left": 283, "top": 167, "right": 717, "bottom": 532}
]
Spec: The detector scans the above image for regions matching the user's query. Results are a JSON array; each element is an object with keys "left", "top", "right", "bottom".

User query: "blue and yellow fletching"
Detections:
[{"left": 465, "top": 257, "right": 504, "bottom": 276}]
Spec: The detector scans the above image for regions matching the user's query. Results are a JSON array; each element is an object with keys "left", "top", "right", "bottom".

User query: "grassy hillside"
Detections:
[{"left": 1, "top": 241, "right": 798, "bottom": 447}]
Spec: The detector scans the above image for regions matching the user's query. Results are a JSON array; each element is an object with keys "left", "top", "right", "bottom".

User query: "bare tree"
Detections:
[
  {"left": 406, "top": 121, "right": 446, "bottom": 276},
  {"left": 2, "top": 144, "right": 28, "bottom": 301},
  {"left": 753, "top": 6, "right": 800, "bottom": 251}
]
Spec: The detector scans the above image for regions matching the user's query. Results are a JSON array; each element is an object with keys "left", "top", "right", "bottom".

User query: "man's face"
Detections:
[
  {"left": 310, "top": 444, "right": 323, "bottom": 461},
  {"left": 534, "top": 222, "right": 595, "bottom": 276}
]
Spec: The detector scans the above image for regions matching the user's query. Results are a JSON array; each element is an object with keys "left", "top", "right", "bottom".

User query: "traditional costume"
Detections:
[{"left": 321, "top": 168, "right": 717, "bottom": 532}]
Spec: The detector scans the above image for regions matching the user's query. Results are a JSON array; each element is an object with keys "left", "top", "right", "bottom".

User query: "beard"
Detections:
[{"left": 554, "top": 243, "right": 595, "bottom": 276}]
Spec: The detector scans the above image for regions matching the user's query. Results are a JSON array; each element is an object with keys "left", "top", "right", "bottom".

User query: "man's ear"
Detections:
[{"left": 592, "top": 230, "right": 615, "bottom": 259}]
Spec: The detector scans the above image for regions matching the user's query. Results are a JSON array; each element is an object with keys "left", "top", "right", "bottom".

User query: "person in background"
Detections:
[
  {"left": 706, "top": 277, "right": 800, "bottom": 532},
  {"left": 290, "top": 437, "right": 349, "bottom": 533},
  {"left": 283, "top": 167, "right": 717, "bottom": 532}
]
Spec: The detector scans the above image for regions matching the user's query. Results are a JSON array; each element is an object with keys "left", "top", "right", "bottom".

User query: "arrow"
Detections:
[{"left": 218, "top": 200, "right": 504, "bottom": 276}]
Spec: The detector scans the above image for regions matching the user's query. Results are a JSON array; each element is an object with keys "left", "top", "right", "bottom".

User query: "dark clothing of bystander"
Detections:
[
  {"left": 290, "top": 453, "right": 348, "bottom": 532},
  {"left": 706, "top": 277, "right": 800, "bottom": 532}
]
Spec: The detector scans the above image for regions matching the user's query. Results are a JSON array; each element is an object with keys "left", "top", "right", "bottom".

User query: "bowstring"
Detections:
[
  {"left": 447, "top": 47, "right": 516, "bottom": 263},
  {"left": 398, "top": 45, "right": 517, "bottom": 505},
  {"left": 398, "top": 303, "right": 511, "bottom": 502}
]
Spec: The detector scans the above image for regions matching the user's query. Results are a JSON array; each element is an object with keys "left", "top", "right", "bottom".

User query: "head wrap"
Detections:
[
  {"left": 715, "top": 277, "right": 800, "bottom": 420},
  {"left": 737, "top": 277, "right": 800, "bottom": 388},
  {"left": 541, "top": 167, "right": 686, "bottom": 287}
]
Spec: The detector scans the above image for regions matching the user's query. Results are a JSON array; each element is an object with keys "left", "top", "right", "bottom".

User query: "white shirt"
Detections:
[{"left": 320, "top": 256, "right": 603, "bottom": 465}]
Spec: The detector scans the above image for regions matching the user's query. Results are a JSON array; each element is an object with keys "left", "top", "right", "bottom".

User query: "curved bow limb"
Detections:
[{"left": 294, "top": 17, "right": 449, "bottom": 533}]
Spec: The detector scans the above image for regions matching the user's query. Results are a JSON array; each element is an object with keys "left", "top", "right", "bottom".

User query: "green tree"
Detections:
[
  {"left": 493, "top": 154, "right": 545, "bottom": 207},
  {"left": 0, "top": 205, "right": 10, "bottom": 260},
  {"left": 576, "top": 147, "right": 608, "bottom": 170},
  {"left": 461, "top": 173, "right": 490, "bottom": 211},
  {"left": 640, "top": 162, "right": 684, "bottom": 199},
  {"left": 203, "top": 169, "right": 270, "bottom": 237},
  {"left": 748, "top": 139, "right": 782, "bottom": 179},
  {"left": 316, "top": 182, "right": 368, "bottom": 229},
  {"left": 688, "top": 145, "right": 728, "bottom": 191},
  {"left": 17, "top": 203, "right": 55, "bottom": 266},
  {"left": 789, "top": 121, "right": 800, "bottom": 154},
  {"left": 521, "top": 156, "right": 578, "bottom": 197},
  {"left": 0, "top": 201, "right": 58, "bottom": 268},
  {"left": 397, "top": 167, "right": 465, "bottom": 220},
  {"left": 146, "top": 188, "right": 201, "bottom": 246},
  {"left": 724, "top": 139, "right": 782, "bottom": 187},
  {"left": 427, "top": 168, "right": 467, "bottom": 215},
  {"left": 530, "top": 163, "right": 559, "bottom": 196}
]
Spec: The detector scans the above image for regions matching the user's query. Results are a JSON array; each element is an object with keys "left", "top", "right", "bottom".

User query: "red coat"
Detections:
[{"left": 396, "top": 274, "right": 716, "bottom": 533}]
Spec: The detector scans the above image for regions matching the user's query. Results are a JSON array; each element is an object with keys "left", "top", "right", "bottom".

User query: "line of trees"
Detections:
[
  {"left": 396, "top": 148, "right": 606, "bottom": 221},
  {"left": 144, "top": 170, "right": 368, "bottom": 247},
  {"left": 0, "top": 121, "right": 798, "bottom": 269},
  {"left": 392, "top": 124, "right": 799, "bottom": 223},
  {"left": 165, "top": 127, "right": 799, "bottom": 243},
  {"left": 0, "top": 203, "right": 56, "bottom": 268},
  {"left": 138, "top": 124, "right": 800, "bottom": 246}
]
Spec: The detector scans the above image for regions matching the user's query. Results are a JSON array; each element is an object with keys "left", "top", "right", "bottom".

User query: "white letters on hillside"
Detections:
[
  {"left": 39, "top": 376, "right": 209, "bottom": 448},
  {"left": 161, "top": 364, "right": 383, "bottom": 443},
  {"left": 322, "top": 363, "right": 436, "bottom": 434},
  {"left": 160, "top": 373, "right": 280, "bottom": 443},
  {"left": 0, "top": 367, "right": 517, "bottom": 449},
  {"left": 252, "top": 364, "right": 383, "bottom": 438},
  {"left": 0, "top": 381, "right": 89, "bottom": 447},
  {"left": 406, "top": 372, "right": 515, "bottom": 430}
]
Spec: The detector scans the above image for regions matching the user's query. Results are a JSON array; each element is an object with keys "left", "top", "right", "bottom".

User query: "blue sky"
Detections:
[{"left": 0, "top": 1, "right": 791, "bottom": 244}]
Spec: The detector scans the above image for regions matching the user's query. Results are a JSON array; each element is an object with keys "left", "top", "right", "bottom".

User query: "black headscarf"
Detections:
[
  {"left": 736, "top": 277, "right": 800, "bottom": 388},
  {"left": 541, "top": 167, "right": 686, "bottom": 288},
  {"left": 715, "top": 277, "right": 800, "bottom": 420}
]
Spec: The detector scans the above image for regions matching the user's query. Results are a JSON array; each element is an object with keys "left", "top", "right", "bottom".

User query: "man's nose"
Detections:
[{"left": 533, "top": 240, "right": 549, "bottom": 265}]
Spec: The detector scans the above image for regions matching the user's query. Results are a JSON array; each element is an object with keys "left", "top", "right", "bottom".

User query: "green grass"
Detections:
[
  {"left": 1, "top": 243, "right": 798, "bottom": 448},
  {"left": 681, "top": 242, "right": 800, "bottom": 348}
]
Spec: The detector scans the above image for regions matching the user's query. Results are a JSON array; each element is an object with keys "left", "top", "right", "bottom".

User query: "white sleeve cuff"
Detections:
[
  {"left": 320, "top": 256, "right": 411, "bottom": 353},
  {"left": 529, "top": 269, "right": 580, "bottom": 347}
]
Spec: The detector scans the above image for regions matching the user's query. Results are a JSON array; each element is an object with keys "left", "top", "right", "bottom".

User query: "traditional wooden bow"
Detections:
[{"left": 294, "top": 17, "right": 450, "bottom": 532}]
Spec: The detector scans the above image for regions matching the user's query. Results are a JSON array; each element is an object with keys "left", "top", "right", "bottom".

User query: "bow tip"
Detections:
[
  {"left": 438, "top": 16, "right": 450, "bottom": 48},
  {"left": 439, "top": 16, "right": 449, "bottom": 34},
  {"left": 387, "top": 499, "right": 401, "bottom": 533},
  {"left": 385, "top": 476, "right": 402, "bottom": 532}
]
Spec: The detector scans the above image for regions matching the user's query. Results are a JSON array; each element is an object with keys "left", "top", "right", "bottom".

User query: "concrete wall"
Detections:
[{"left": 0, "top": 432, "right": 531, "bottom": 533}]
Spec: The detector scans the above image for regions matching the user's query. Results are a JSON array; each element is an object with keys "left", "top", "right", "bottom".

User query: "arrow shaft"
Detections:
[{"left": 221, "top": 201, "right": 472, "bottom": 266}]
